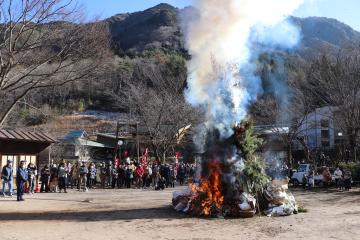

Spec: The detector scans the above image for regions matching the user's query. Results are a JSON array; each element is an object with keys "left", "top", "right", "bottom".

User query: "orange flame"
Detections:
[{"left": 190, "top": 161, "right": 224, "bottom": 216}]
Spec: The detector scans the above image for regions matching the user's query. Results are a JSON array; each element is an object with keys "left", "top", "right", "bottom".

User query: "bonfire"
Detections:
[{"left": 172, "top": 120, "right": 298, "bottom": 218}]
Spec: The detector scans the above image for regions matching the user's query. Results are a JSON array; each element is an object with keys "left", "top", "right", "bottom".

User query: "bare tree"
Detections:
[
  {"left": 251, "top": 55, "right": 314, "bottom": 167},
  {"left": 252, "top": 90, "right": 312, "bottom": 167},
  {"left": 0, "top": 0, "right": 110, "bottom": 127},
  {"left": 305, "top": 51, "right": 360, "bottom": 161},
  {"left": 126, "top": 56, "right": 199, "bottom": 163}
]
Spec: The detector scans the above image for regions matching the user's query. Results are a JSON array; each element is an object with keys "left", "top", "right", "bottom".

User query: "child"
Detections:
[{"left": 308, "top": 170, "right": 315, "bottom": 189}]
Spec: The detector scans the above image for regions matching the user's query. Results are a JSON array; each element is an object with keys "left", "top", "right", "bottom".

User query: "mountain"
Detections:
[
  {"left": 108, "top": 3, "right": 186, "bottom": 56},
  {"left": 290, "top": 16, "right": 360, "bottom": 57},
  {"left": 9, "top": 4, "right": 360, "bottom": 128},
  {"left": 106, "top": 4, "right": 360, "bottom": 58}
]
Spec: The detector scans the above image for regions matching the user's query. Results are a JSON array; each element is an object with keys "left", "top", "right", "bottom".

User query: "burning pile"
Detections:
[
  {"left": 173, "top": 161, "right": 257, "bottom": 217},
  {"left": 172, "top": 121, "right": 298, "bottom": 218}
]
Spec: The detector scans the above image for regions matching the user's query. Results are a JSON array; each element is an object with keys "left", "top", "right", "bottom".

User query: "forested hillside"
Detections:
[{"left": 5, "top": 3, "right": 360, "bottom": 128}]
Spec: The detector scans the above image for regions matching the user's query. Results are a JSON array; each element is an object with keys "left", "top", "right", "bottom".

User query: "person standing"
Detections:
[
  {"left": 88, "top": 163, "right": 97, "bottom": 189},
  {"left": 58, "top": 162, "right": 67, "bottom": 193},
  {"left": 151, "top": 163, "right": 159, "bottom": 187},
  {"left": 169, "top": 165, "right": 176, "bottom": 188},
  {"left": 134, "top": 164, "right": 144, "bottom": 188},
  {"left": 100, "top": 162, "right": 107, "bottom": 188},
  {"left": 27, "top": 163, "right": 37, "bottom": 194},
  {"left": 1, "top": 160, "right": 13, "bottom": 197},
  {"left": 344, "top": 171, "right": 352, "bottom": 190},
  {"left": 40, "top": 165, "right": 50, "bottom": 192},
  {"left": 70, "top": 163, "right": 79, "bottom": 189},
  {"left": 117, "top": 163, "right": 126, "bottom": 188},
  {"left": 308, "top": 170, "right": 315, "bottom": 189},
  {"left": 66, "top": 162, "right": 72, "bottom": 188},
  {"left": 49, "top": 163, "right": 58, "bottom": 192},
  {"left": 178, "top": 163, "right": 186, "bottom": 186},
  {"left": 145, "top": 165, "right": 152, "bottom": 188},
  {"left": 142, "top": 165, "right": 149, "bottom": 188},
  {"left": 78, "top": 162, "right": 88, "bottom": 191},
  {"left": 16, "top": 161, "right": 28, "bottom": 201},
  {"left": 111, "top": 165, "right": 119, "bottom": 189},
  {"left": 334, "top": 167, "right": 343, "bottom": 189},
  {"left": 322, "top": 167, "right": 332, "bottom": 188},
  {"left": 106, "top": 162, "right": 113, "bottom": 188},
  {"left": 125, "top": 165, "right": 133, "bottom": 188}
]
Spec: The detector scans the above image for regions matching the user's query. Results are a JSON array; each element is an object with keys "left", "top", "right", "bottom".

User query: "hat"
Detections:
[{"left": 7, "top": 160, "right": 13, "bottom": 163}]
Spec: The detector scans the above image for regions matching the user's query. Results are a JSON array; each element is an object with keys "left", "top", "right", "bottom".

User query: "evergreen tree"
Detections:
[{"left": 235, "top": 119, "right": 270, "bottom": 214}]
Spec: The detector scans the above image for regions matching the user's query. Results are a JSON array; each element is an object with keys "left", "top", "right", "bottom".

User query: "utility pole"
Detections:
[
  {"left": 114, "top": 120, "right": 120, "bottom": 159},
  {"left": 137, "top": 122, "right": 140, "bottom": 161}
]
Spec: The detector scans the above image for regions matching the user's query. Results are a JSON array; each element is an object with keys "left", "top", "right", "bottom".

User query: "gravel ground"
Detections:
[{"left": 0, "top": 187, "right": 359, "bottom": 240}]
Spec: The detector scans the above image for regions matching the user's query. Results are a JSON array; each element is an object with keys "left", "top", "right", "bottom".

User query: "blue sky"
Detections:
[{"left": 79, "top": 0, "right": 360, "bottom": 31}]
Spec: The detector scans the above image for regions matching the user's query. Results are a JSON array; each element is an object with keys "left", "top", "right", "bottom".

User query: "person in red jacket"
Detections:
[{"left": 134, "top": 164, "right": 144, "bottom": 189}]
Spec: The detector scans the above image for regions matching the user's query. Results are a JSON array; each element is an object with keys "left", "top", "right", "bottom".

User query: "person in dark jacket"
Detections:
[
  {"left": 155, "top": 176, "right": 166, "bottom": 191},
  {"left": 16, "top": 161, "right": 28, "bottom": 201},
  {"left": 27, "top": 163, "right": 37, "bottom": 194},
  {"left": 99, "top": 162, "right": 107, "bottom": 189},
  {"left": 106, "top": 162, "right": 113, "bottom": 187},
  {"left": 117, "top": 164, "right": 126, "bottom": 188},
  {"left": 1, "top": 160, "right": 13, "bottom": 197},
  {"left": 169, "top": 166, "right": 176, "bottom": 188},
  {"left": 111, "top": 165, "right": 119, "bottom": 189},
  {"left": 40, "top": 165, "right": 50, "bottom": 192},
  {"left": 125, "top": 166, "right": 133, "bottom": 189},
  {"left": 177, "top": 163, "right": 186, "bottom": 186}
]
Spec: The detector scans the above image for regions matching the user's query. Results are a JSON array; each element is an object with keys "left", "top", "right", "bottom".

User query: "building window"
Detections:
[{"left": 19, "top": 155, "right": 37, "bottom": 167}]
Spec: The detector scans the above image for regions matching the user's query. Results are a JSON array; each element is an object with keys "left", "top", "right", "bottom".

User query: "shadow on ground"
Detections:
[
  {"left": 290, "top": 187, "right": 360, "bottom": 204},
  {"left": 0, "top": 207, "right": 189, "bottom": 222}
]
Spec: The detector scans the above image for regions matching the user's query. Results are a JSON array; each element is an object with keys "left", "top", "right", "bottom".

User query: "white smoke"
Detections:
[{"left": 183, "top": 0, "right": 305, "bottom": 137}]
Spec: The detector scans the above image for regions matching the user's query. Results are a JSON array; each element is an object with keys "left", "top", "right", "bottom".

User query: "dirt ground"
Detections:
[{"left": 0, "top": 187, "right": 359, "bottom": 240}]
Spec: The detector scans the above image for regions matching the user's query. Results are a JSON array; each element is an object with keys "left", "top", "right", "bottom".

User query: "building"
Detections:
[
  {"left": 56, "top": 130, "right": 114, "bottom": 162},
  {"left": 295, "top": 106, "right": 341, "bottom": 151},
  {"left": 0, "top": 129, "right": 55, "bottom": 185}
]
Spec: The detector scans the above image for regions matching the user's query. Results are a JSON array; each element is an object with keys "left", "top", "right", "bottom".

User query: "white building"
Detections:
[{"left": 295, "top": 106, "right": 340, "bottom": 151}]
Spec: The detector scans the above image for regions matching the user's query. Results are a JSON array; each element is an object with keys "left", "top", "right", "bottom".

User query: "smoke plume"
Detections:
[{"left": 183, "top": 0, "right": 304, "bottom": 138}]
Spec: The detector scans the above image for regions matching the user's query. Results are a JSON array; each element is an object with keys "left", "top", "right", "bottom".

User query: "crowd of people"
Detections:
[
  {"left": 333, "top": 167, "right": 352, "bottom": 190},
  {"left": 1, "top": 157, "right": 197, "bottom": 201},
  {"left": 300, "top": 166, "right": 353, "bottom": 190},
  {"left": 1, "top": 160, "right": 32, "bottom": 201}
]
